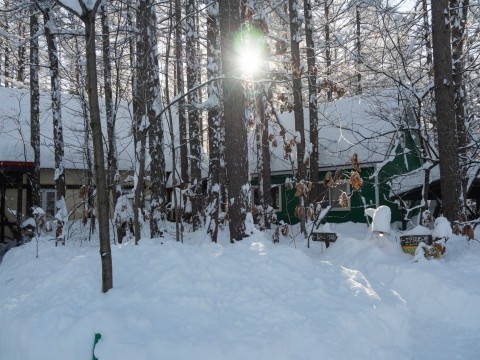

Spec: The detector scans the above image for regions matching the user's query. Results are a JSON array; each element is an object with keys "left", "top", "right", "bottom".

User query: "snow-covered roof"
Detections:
[
  {"left": 0, "top": 87, "right": 175, "bottom": 172},
  {"left": 249, "top": 94, "right": 399, "bottom": 174},
  {"left": 388, "top": 164, "right": 440, "bottom": 198},
  {"left": 1, "top": 86, "right": 398, "bottom": 177},
  {"left": 389, "top": 163, "right": 480, "bottom": 199}
]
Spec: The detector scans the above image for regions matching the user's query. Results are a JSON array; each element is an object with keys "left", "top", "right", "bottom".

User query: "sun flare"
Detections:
[
  {"left": 236, "top": 31, "right": 265, "bottom": 77},
  {"left": 238, "top": 46, "right": 263, "bottom": 76}
]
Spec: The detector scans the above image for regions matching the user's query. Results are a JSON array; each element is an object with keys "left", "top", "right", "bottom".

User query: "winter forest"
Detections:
[{"left": 0, "top": 0, "right": 480, "bottom": 295}]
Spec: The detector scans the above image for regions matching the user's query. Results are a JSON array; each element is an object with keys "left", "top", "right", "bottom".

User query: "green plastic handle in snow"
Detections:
[{"left": 92, "top": 333, "right": 102, "bottom": 360}]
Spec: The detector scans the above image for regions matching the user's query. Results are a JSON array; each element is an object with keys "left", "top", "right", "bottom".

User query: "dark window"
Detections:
[
  {"left": 252, "top": 185, "right": 281, "bottom": 211},
  {"left": 41, "top": 190, "right": 56, "bottom": 217}
]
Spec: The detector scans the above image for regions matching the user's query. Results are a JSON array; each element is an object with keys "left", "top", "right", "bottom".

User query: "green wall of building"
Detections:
[{"left": 259, "top": 130, "right": 423, "bottom": 225}]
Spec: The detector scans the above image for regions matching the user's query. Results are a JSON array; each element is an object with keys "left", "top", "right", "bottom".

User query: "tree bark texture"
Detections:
[
  {"left": 101, "top": 1, "right": 119, "bottom": 205},
  {"left": 176, "top": 0, "right": 189, "bottom": 187},
  {"left": 431, "top": 0, "right": 463, "bottom": 221},
  {"left": 144, "top": 0, "right": 167, "bottom": 239},
  {"left": 304, "top": 0, "right": 319, "bottom": 204},
  {"left": 220, "top": 0, "right": 249, "bottom": 242},
  {"left": 82, "top": 6, "right": 113, "bottom": 292},
  {"left": 43, "top": 7, "right": 66, "bottom": 209},
  {"left": 206, "top": 1, "right": 221, "bottom": 242},
  {"left": 29, "top": 4, "right": 41, "bottom": 209},
  {"left": 186, "top": 0, "right": 202, "bottom": 230}
]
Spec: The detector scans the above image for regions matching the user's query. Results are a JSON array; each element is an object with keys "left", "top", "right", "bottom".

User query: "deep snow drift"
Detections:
[{"left": 1, "top": 221, "right": 480, "bottom": 360}]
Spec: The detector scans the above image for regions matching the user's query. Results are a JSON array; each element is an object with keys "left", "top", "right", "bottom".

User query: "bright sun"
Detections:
[
  {"left": 238, "top": 46, "right": 263, "bottom": 77},
  {"left": 237, "top": 32, "right": 265, "bottom": 77}
]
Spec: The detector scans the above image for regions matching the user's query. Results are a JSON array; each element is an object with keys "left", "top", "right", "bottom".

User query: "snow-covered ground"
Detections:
[{"left": 1, "top": 221, "right": 480, "bottom": 360}]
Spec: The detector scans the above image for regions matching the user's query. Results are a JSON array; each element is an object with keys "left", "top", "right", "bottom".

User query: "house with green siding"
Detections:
[{"left": 250, "top": 93, "right": 423, "bottom": 226}]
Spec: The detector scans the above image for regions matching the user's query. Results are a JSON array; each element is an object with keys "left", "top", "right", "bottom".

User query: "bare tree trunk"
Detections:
[
  {"left": 17, "top": 22, "right": 26, "bottom": 83},
  {"left": 256, "top": 88, "right": 272, "bottom": 229},
  {"left": 43, "top": 6, "right": 66, "bottom": 223},
  {"left": 101, "top": 0, "right": 119, "bottom": 206},
  {"left": 205, "top": 0, "right": 221, "bottom": 242},
  {"left": 84, "top": 7, "right": 113, "bottom": 292},
  {"left": 219, "top": 0, "right": 248, "bottom": 242},
  {"left": 54, "top": 0, "right": 114, "bottom": 291},
  {"left": 186, "top": 0, "right": 202, "bottom": 230},
  {"left": 132, "top": 0, "right": 147, "bottom": 244},
  {"left": 355, "top": 4, "right": 362, "bottom": 95},
  {"left": 451, "top": 0, "right": 469, "bottom": 200},
  {"left": 431, "top": 0, "right": 463, "bottom": 220},
  {"left": 3, "top": 6, "right": 10, "bottom": 88},
  {"left": 29, "top": 3, "right": 41, "bottom": 209},
  {"left": 289, "top": 0, "right": 306, "bottom": 234},
  {"left": 175, "top": 0, "right": 189, "bottom": 188},
  {"left": 73, "top": 34, "right": 95, "bottom": 235},
  {"left": 324, "top": 0, "right": 332, "bottom": 101},
  {"left": 144, "top": 0, "right": 166, "bottom": 239},
  {"left": 304, "top": 0, "right": 319, "bottom": 205},
  {"left": 165, "top": 0, "right": 182, "bottom": 242},
  {"left": 421, "top": 0, "right": 433, "bottom": 72}
]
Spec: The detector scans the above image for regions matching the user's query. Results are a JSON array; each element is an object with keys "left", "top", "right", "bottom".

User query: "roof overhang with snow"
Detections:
[{"left": 389, "top": 164, "right": 480, "bottom": 200}]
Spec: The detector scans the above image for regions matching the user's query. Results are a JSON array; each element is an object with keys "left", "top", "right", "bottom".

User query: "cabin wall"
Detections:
[
  {"left": 267, "top": 167, "right": 380, "bottom": 225},
  {"left": 2, "top": 168, "right": 135, "bottom": 230},
  {"left": 268, "top": 160, "right": 421, "bottom": 225}
]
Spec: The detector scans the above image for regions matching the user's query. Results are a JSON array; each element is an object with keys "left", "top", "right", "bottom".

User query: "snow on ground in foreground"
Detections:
[{"left": 1, "top": 222, "right": 480, "bottom": 360}]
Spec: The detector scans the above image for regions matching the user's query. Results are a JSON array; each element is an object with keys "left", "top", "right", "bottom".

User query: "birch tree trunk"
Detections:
[
  {"left": 144, "top": 0, "right": 166, "bottom": 239},
  {"left": 133, "top": 0, "right": 147, "bottom": 244},
  {"left": 42, "top": 6, "right": 66, "bottom": 225}
]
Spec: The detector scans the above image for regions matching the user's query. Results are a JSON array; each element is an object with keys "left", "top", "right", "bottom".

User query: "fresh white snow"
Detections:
[{"left": 1, "top": 221, "right": 480, "bottom": 360}]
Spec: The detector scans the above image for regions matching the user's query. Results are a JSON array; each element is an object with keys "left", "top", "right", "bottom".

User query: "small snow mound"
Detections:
[{"left": 432, "top": 216, "right": 452, "bottom": 240}]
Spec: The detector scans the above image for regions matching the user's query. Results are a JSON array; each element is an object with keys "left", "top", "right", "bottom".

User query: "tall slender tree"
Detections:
[
  {"left": 55, "top": 0, "right": 113, "bottom": 292},
  {"left": 29, "top": 2, "right": 41, "bottom": 210},
  {"left": 205, "top": 0, "right": 222, "bottom": 242},
  {"left": 144, "top": 0, "right": 166, "bottom": 239},
  {"left": 186, "top": 0, "right": 202, "bottom": 230},
  {"left": 450, "top": 0, "right": 469, "bottom": 200},
  {"left": 289, "top": 0, "right": 306, "bottom": 234},
  {"left": 354, "top": 3, "right": 362, "bottom": 94},
  {"left": 132, "top": 0, "right": 148, "bottom": 244},
  {"left": 431, "top": 0, "right": 463, "bottom": 220},
  {"left": 219, "top": 0, "right": 249, "bottom": 242},
  {"left": 101, "top": 0, "right": 119, "bottom": 206},
  {"left": 41, "top": 3, "right": 66, "bottom": 227},
  {"left": 323, "top": 0, "right": 333, "bottom": 101},
  {"left": 304, "top": 0, "right": 319, "bottom": 205},
  {"left": 175, "top": 0, "right": 189, "bottom": 188}
]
